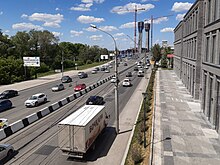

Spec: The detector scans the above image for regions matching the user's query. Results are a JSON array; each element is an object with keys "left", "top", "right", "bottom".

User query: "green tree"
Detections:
[{"left": 151, "top": 44, "right": 161, "bottom": 61}]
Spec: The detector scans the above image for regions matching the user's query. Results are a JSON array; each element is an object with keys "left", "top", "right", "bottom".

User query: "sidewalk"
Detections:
[{"left": 152, "top": 69, "right": 220, "bottom": 165}]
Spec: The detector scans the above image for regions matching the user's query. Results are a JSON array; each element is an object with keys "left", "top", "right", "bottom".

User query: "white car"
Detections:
[
  {"left": 0, "top": 118, "right": 8, "bottom": 129},
  {"left": 25, "top": 93, "right": 47, "bottom": 107},
  {"left": 105, "top": 69, "right": 110, "bottom": 73},
  {"left": 111, "top": 77, "right": 116, "bottom": 83},
  {"left": 91, "top": 70, "right": 97, "bottom": 74},
  {"left": 0, "top": 144, "right": 14, "bottom": 160},
  {"left": 122, "top": 78, "right": 132, "bottom": 87},
  {"left": 51, "top": 84, "right": 64, "bottom": 92}
]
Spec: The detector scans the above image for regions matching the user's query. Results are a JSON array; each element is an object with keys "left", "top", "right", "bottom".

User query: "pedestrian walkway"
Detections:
[{"left": 152, "top": 69, "right": 220, "bottom": 165}]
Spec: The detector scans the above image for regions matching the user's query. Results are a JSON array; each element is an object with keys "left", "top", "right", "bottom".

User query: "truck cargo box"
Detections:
[{"left": 58, "top": 105, "right": 107, "bottom": 158}]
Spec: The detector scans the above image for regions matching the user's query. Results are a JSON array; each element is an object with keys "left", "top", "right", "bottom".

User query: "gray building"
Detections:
[{"left": 174, "top": 0, "right": 220, "bottom": 133}]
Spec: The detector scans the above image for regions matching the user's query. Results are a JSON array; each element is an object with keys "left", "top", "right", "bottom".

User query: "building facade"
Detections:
[{"left": 174, "top": 0, "right": 220, "bottom": 133}]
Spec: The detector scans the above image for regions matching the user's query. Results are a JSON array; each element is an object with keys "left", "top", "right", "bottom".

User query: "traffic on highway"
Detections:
[{"left": 0, "top": 56, "right": 151, "bottom": 164}]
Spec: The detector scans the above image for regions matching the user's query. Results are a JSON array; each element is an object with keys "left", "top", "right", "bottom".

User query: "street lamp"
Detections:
[{"left": 90, "top": 24, "right": 119, "bottom": 134}]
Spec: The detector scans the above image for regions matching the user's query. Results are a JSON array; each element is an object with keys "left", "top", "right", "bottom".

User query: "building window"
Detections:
[
  {"left": 208, "top": 0, "right": 212, "bottom": 23},
  {"left": 205, "top": 36, "right": 210, "bottom": 62},
  {"left": 211, "top": 35, "right": 216, "bottom": 63},
  {"left": 214, "top": 0, "right": 218, "bottom": 21}
]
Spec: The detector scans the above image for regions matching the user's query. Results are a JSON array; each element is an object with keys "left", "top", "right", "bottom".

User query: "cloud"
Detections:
[
  {"left": 0, "top": 11, "right": 3, "bottom": 15},
  {"left": 99, "top": 26, "right": 118, "bottom": 31},
  {"left": 52, "top": 31, "right": 63, "bottom": 37},
  {"left": 176, "top": 13, "right": 185, "bottom": 21},
  {"left": 21, "top": 14, "right": 28, "bottom": 18},
  {"left": 90, "top": 34, "right": 103, "bottom": 41},
  {"left": 119, "top": 22, "right": 135, "bottom": 29},
  {"left": 160, "top": 27, "right": 174, "bottom": 32},
  {"left": 111, "top": 3, "right": 154, "bottom": 15},
  {"left": 28, "top": 13, "right": 64, "bottom": 28},
  {"left": 145, "top": 17, "right": 169, "bottom": 24},
  {"left": 171, "top": 2, "right": 193, "bottom": 12},
  {"left": 12, "top": 22, "right": 44, "bottom": 31},
  {"left": 82, "top": 0, "right": 104, "bottom": 3},
  {"left": 77, "top": 15, "right": 104, "bottom": 24},
  {"left": 55, "top": 8, "right": 60, "bottom": 11},
  {"left": 84, "top": 26, "right": 97, "bottom": 32},
  {"left": 70, "top": 3, "right": 93, "bottom": 11},
  {"left": 4, "top": 30, "right": 10, "bottom": 33},
  {"left": 70, "top": 30, "right": 84, "bottom": 37},
  {"left": 114, "top": 33, "right": 125, "bottom": 37}
]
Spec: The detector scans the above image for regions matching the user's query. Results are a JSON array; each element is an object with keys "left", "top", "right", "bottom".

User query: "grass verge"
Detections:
[{"left": 125, "top": 68, "right": 157, "bottom": 165}]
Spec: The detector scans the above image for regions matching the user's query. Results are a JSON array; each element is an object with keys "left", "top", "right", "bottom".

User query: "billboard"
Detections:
[
  {"left": 23, "top": 57, "right": 40, "bottom": 67},
  {"left": 100, "top": 55, "right": 109, "bottom": 60}
]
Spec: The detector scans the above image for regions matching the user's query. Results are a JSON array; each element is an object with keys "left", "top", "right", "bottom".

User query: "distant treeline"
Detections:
[{"left": 0, "top": 29, "right": 109, "bottom": 85}]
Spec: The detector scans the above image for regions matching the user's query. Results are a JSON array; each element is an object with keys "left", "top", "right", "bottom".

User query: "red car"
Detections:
[{"left": 74, "top": 83, "right": 86, "bottom": 92}]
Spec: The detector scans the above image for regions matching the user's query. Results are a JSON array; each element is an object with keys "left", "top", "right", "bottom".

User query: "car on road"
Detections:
[
  {"left": 105, "top": 69, "right": 110, "bottom": 73},
  {"left": 74, "top": 84, "right": 86, "bottom": 92},
  {"left": 0, "top": 100, "right": 12, "bottom": 112},
  {"left": 0, "top": 144, "right": 14, "bottom": 161},
  {"left": 0, "top": 118, "right": 8, "bottom": 129},
  {"left": 137, "top": 70, "right": 144, "bottom": 77},
  {"left": 124, "top": 63, "right": 128, "bottom": 66},
  {"left": 91, "top": 70, "right": 97, "bottom": 74},
  {"left": 78, "top": 72, "right": 88, "bottom": 79},
  {"left": 122, "top": 78, "right": 132, "bottom": 87},
  {"left": 0, "top": 90, "right": 18, "bottom": 99},
  {"left": 94, "top": 67, "right": 100, "bottom": 71},
  {"left": 51, "top": 84, "right": 64, "bottom": 92},
  {"left": 134, "top": 67, "right": 138, "bottom": 71},
  {"left": 126, "top": 72, "right": 132, "bottom": 77},
  {"left": 24, "top": 93, "right": 47, "bottom": 107},
  {"left": 110, "top": 77, "right": 117, "bottom": 83},
  {"left": 86, "top": 96, "right": 104, "bottom": 105},
  {"left": 100, "top": 67, "right": 105, "bottom": 71},
  {"left": 61, "top": 76, "right": 72, "bottom": 83}
]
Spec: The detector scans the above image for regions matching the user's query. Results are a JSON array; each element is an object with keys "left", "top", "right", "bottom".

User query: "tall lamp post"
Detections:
[{"left": 90, "top": 24, "right": 119, "bottom": 134}]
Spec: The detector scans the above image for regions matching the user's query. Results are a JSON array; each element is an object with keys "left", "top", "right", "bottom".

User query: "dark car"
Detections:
[
  {"left": 61, "top": 76, "right": 72, "bottom": 83},
  {"left": 0, "top": 100, "right": 12, "bottom": 112},
  {"left": 126, "top": 72, "right": 132, "bottom": 77},
  {"left": 0, "top": 90, "right": 18, "bottom": 99},
  {"left": 78, "top": 72, "right": 88, "bottom": 79},
  {"left": 124, "top": 63, "right": 128, "bottom": 66},
  {"left": 86, "top": 96, "right": 104, "bottom": 105},
  {"left": 74, "top": 84, "right": 86, "bottom": 92},
  {"left": 134, "top": 67, "right": 138, "bottom": 71}
]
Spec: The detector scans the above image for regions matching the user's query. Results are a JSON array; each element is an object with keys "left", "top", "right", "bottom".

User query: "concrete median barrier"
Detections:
[
  {"left": 0, "top": 129, "right": 6, "bottom": 140},
  {"left": 40, "top": 107, "right": 50, "bottom": 117},
  {"left": 10, "top": 120, "right": 24, "bottom": 133},
  {"left": 26, "top": 113, "right": 39, "bottom": 124}
]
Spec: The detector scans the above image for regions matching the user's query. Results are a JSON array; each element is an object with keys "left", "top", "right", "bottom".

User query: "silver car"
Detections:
[
  {"left": 24, "top": 93, "right": 47, "bottom": 107},
  {"left": 51, "top": 84, "right": 64, "bottom": 92},
  {"left": 0, "top": 144, "right": 14, "bottom": 160}
]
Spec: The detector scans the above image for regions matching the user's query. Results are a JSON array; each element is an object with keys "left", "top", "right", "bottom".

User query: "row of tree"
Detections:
[
  {"left": 0, "top": 29, "right": 109, "bottom": 85},
  {"left": 151, "top": 43, "right": 173, "bottom": 68}
]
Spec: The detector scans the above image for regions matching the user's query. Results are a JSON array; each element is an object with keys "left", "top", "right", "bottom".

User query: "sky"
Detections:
[{"left": 0, "top": 0, "right": 195, "bottom": 50}]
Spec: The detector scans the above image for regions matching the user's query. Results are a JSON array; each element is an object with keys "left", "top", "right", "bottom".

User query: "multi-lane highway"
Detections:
[
  {"left": 0, "top": 59, "right": 133, "bottom": 124},
  {"left": 1, "top": 57, "right": 151, "bottom": 164}
]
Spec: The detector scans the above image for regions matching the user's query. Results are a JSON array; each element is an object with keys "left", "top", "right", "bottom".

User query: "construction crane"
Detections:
[
  {"left": 144, "top": 14, "right": 173, "bottom": 49},
  {"left": 113, "top": 5, "right": 145, "bottom": 57}
]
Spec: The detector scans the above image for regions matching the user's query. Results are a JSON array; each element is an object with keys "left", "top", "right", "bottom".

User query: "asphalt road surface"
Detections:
[{"left": 2, "top": 62, "right": 151, "bottom": 165}]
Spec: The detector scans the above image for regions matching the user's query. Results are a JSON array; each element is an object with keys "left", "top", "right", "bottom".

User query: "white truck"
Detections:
[{"left": 58, "top": 105, "right": 109, "bottom": 158}]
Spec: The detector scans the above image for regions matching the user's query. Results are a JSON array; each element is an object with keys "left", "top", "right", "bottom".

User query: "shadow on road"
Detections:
[{"left": 67, "top": 126, "right": 116, "bottom": 162}]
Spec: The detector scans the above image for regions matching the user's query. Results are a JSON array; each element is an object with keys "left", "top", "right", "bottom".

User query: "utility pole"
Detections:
[{"left": 90, "top": 24, "right": 119, "bottom": 134}]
